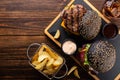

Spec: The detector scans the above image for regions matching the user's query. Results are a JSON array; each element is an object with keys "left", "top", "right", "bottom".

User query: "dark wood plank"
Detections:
[
  {"left": 0, "top": 0, "right": 67, "bottom": 36},
  {"left": 0, "top": 36, "right": 49, "bottom": 48},
  {"left": 111, "top": 18, "right": 120, "bottom": 29},
  {"left": 0, "top": 0, "right": 66, "bottom": 11},
  {"left": 89, "top": 0, "right": 105, "bottom": 11}
]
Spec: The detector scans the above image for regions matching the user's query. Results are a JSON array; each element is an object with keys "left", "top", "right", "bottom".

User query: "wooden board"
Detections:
[{"left": 44, "top": 0, "right": 120, "bottom": 80}]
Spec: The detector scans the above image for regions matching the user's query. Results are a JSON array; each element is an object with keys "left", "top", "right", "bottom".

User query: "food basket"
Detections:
[{"left": 27, "top": 43, "right": 68, "bottom": 80}]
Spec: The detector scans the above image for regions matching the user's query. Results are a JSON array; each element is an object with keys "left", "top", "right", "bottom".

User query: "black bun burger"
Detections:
[
  {"left": 78, "top": 40, "right": 116, "bottom": 73},
  {"left": 61, "top": 4, "right": 101, "bottom": 40}
]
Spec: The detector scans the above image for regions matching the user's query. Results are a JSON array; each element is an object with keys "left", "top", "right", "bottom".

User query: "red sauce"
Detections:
[{"left": 103, "top": 24, "right": 118, "bottom": 38}]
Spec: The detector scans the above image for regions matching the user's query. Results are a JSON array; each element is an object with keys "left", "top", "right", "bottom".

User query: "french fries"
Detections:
[
  {"left": 67, "top": 66, "right": 77, "bottom": 75},
  {"left": 46, "top": 58, "right": 54, "bottom": 69},
  {"left": 74, "top": 69, "right": 80, "bottom": 79},
  {"left": 53, "top": 56, "right": 63, "bottom": 66},
  {"left": 35, "top": 58, "right": 48, "bottom": 71},
  {"left": 31, "top": 44, "right": 63, "bottom": 75},
  {"left": 32, "top": 53, "right": 39, "bottom": 62},
  {"left": 38, "top": 52, "right": 51, "bottom": 62},
  {"left": 45, "top": 48, "right": 58, "bottom": 60},
  {"left": 54, "top": 29, "right": 61, "bottom": 39},
  {"left": 67, "top": 66, "right": 80, "bottom": 79}
]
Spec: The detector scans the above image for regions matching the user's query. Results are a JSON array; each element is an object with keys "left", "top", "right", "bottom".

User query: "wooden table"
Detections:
[{"left": 0, "top": 0, "right": 107, "bottom": 80}]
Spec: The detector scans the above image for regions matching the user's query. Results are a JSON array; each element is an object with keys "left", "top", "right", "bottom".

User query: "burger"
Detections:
[
  {"left": 78, "top": 40, "right": 116, "bottom": 73},
  {"left": 61, "top": 4, "right": 101, "bottom": 40}
]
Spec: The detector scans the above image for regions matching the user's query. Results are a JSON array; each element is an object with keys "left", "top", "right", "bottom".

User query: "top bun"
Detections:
[
  {"left": 88, "top": 40, "right": 116, "bottom": 73},
  {"left": 80, "top": 10, "right": 101, "bottom": 40}
]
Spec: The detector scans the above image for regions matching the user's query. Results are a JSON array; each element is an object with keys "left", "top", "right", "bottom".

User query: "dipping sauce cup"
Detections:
[
  {"left": 62, "top": 39, "right": 77, "bottom": 55},
  {"left": 102, "top": 23, "right": 118, "bottom": 39}
]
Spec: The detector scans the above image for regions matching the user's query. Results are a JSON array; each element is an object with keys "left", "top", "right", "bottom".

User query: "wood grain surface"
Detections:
[{"left": 0, "top": 0, "right": 117, "bottom": 80}]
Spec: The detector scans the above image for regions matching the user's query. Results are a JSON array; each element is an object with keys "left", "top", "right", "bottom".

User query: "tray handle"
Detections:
[
  {"left": 54, "top": 63, "right": 68, "bottom": 79},
  {"left": 27, "top": 43, "right": 41, "bottom": 61}
]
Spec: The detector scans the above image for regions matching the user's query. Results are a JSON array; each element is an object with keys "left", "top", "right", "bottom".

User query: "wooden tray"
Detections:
[{"left": 44, "top": 0, "right": 120, "bottom": 80}]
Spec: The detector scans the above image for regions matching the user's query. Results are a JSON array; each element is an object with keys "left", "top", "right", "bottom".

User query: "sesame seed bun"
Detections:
[{"left": 88, "top": 40, "right": 116, "bottom": 73}]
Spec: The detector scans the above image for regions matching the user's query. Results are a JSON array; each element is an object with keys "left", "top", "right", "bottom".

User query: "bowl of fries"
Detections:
[{"left": 27, "top": 43, "right": 68, "bottom": 80}]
